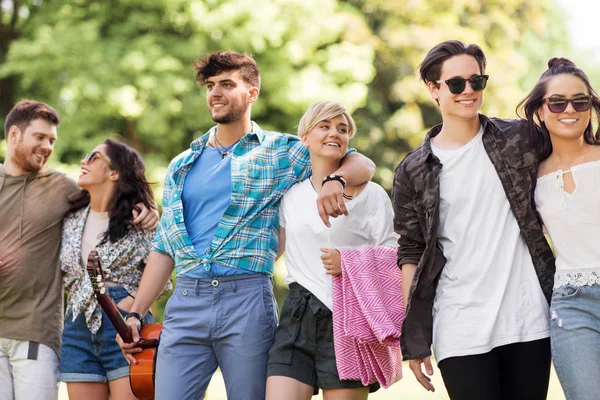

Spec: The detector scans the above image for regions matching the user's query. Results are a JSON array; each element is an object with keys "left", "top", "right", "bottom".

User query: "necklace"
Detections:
[{"left": 212, "top": 132, "right": 239, "bottom": 159}]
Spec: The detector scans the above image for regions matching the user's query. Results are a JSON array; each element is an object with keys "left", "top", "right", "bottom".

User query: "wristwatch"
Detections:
[
  {"left": 125, "top": 311, "right": 145, "bottom": 327},
  {"left": 322, "top": 174, "right": 346, "bottom": 189}
]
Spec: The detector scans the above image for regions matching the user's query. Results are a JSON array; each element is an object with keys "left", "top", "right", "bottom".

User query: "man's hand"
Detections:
[
  {"left": 409, "top": 357, "right": 435, "bottom": 392},
  {"left": 132, "top": 203, "right": 159, "bottom": 230},
  {"left": 116, "top": 317, "right": 143, "bottom": 364},
  {"left": 317, "top": 180, "right": 347, "bottom": 227},
  {"left": 320, "top": 248, "right": 341, "bottom": 276}
]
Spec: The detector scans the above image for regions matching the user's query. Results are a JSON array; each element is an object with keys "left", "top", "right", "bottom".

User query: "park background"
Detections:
[{"left": 1, "top": 0, "right": 596, "bottom": 398}]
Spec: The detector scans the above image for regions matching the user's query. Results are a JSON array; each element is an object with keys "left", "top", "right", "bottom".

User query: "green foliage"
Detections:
[
  {"left": 341, "top": 0, "right": 569, "bottom": 190},
  {"left": 0, "top": 0, "right": 375, "bottom": 166}
]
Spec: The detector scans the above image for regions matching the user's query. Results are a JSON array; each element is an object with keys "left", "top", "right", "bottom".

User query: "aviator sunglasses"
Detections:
[
  {"left": 544, "top": 95, "right": 592, "bottom": 113},
  {"left": 83, "top": 151, "right": 112, "bottom": 167},
  {"left": 436, "top": 74, "right": 489, "bottom": 94}
]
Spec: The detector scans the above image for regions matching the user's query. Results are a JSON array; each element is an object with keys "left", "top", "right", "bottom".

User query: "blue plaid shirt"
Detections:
[{"left": 153, "top": 122, "right": 312, "bottom": 276}]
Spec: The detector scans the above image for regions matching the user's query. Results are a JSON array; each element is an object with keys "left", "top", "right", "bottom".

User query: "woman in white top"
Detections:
[
  {"left": 519, "top": 58, "right": 600, "bottom": 400},
  {"left": 265, "top": 102, "right": 397, "bottom": 400}
]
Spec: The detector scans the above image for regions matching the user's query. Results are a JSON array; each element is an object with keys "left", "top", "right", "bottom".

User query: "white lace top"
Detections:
[{"left": 535, "top": 160, "right": 600, "bottom": 288}]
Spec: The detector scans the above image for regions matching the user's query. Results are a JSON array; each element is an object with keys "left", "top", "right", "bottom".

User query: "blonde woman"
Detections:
[{"left": 265, "top": 102, "right": 397, "bottom": 400}]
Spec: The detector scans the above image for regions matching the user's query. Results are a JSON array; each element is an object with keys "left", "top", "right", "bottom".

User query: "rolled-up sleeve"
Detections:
[
  {"left": 152, "top": 169, "right": 175, "bottom": 259},
  {"left": 392, "top": 164, "right": 425, "bottom": 267}
]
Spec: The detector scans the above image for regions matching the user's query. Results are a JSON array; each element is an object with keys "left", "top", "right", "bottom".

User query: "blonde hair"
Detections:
[{"left": 297, "top": 101, "right": 356, "bottom": 139}]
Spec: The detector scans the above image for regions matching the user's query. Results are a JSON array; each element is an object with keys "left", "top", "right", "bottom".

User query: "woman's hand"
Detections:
[{"left": 320, "top": 248, "right": 341, "bottom": 276}]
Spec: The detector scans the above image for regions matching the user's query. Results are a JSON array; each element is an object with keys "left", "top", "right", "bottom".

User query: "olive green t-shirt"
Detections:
[{"left": 0, "top": 164, "right": 81, "bottom": 356}]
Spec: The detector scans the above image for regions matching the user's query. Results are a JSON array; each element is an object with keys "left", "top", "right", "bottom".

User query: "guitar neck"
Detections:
[{"left": 95, "top": 291, "right": 134, "bottom": 344}]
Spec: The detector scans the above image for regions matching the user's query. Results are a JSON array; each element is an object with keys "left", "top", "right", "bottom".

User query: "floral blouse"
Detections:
[{"left": 61, "top": 206, "right": 171, "bottom": 333}]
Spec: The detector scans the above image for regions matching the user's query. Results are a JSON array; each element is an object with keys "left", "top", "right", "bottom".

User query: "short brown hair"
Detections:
[
  {"left": 419, "top": 40, "right": 487, "bottom": 86},
  {"left": 194, "top": 51, "right": 260, "bottom": 88},
  {"left": 4, "top": 100, "right": 60, "bottom": 138}
]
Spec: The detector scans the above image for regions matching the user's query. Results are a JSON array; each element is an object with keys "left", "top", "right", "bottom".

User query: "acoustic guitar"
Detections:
[{"left": 86, "top": 249, "right": 161, "bottom": 400}]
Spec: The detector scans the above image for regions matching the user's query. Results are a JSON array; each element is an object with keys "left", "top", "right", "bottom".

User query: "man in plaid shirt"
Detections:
[{"left": 118, "top": 51, "right": 375, "bottom": 400}]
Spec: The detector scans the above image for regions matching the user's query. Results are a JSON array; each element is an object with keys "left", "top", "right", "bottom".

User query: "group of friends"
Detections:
[{"left": 0, "top": 39, "right": 598, "bottom": 400}]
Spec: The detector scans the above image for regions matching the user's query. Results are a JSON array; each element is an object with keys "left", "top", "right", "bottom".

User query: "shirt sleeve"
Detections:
[
  {"left": 392, "top": 164, "right": 426, "bottom": 267},
  {"left": 62, "top": 175, "right": 82, "bottom": 201},
  {"left": 368, "top": 184, "right": 399, "bottom": 247},
  {"left": 151, "top": 167, "right": 175, "bottom": 258},
  {"left": 286, "top": 134, "right": 355, "bottom": 181},
  {"left": 279, "top": 194, "right": 287, "bottom": 228}
]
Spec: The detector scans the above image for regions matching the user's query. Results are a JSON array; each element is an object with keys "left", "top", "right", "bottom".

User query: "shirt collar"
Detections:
[
  {"left": 419, "top": 113, "right": 493, "bottom": 164},
  {"left": 190, "top": 121, "right": 265, "bottom": 153}
]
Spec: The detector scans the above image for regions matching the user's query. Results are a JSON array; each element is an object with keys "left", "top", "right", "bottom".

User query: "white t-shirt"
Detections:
[
  {"left": 430, "top": 127, "right": 549, "bottom": 363},
  {"left": 80, "top": 209, "right": 110, "bottom": 267},
  {"left": 279, "top": 180, "right": 398, "bottom": 310}
]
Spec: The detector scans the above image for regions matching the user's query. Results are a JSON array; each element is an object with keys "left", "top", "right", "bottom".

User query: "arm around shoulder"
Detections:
[{"left": 334, "top": 151, "right": 375, "bottom": 186}]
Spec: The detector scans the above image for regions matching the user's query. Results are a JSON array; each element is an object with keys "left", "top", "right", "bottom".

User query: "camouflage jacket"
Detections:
[{"left": 392, "top": 114, "right": 555, "bottom": 360}]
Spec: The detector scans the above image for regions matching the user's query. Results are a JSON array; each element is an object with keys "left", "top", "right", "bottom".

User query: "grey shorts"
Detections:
[{"left": 267, "top": 283, "right": 379, "bottom": 394}]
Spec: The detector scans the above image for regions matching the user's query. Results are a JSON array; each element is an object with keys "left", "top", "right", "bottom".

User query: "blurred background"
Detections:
[{"left": 2, "top": 0, "right": 596, "bottom": 398}]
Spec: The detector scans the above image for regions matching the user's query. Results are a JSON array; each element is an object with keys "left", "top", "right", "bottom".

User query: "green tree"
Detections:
[
  {"left": 0, "top": 0, "right": 375, "bottom": 166},
  {"left": 341, "top": 0, "right": 570, "bottom": 191}
]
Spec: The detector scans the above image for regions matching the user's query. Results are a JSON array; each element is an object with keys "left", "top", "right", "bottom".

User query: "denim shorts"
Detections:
[
  {"left": 59, "top": 286, "right": 153, "bottom": 383},
  {"left": 267, "top": 283, "right": 379, "bottom": 394}
]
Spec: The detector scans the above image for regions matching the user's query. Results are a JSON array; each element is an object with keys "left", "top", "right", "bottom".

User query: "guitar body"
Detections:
[
  {"left": 86, "top": 250, "right": 161, "bottom": 400},
  {"left": 130, "top": 322, "right": 162, "bottom": 400}
]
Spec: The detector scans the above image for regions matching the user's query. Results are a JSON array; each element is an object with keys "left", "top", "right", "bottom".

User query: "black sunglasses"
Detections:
[
  {"left": 436, "top": 74, "right": 489, "bottom": 94},
  {"left": 544, "top": 96, "right": 592, "bottom": 113}
]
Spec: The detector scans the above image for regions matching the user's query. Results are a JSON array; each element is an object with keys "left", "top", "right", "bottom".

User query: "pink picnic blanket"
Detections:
[{"left": 332, "top": 246, "right": 404, "bottom": 388}]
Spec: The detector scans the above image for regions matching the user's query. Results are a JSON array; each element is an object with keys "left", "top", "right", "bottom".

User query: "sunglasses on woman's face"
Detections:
[
  {"left": 83, "top": 151, "right": 112, "bottom": 167},
  {"left": 436, "top": 74, "right": 489, "bottom": 95},
  {"left": 544, "top": 95, "right": 592, "bottom": 113}
]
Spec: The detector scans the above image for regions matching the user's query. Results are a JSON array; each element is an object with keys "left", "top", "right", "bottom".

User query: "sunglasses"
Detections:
[
  {"left": 436, "top": 74, "right": 489, "bottom": 94},
  {"left": 544, "top": 96, "right": 592, "bottom": 113},
  {"left": 83, "top": 151, "right": 112, "bottom": 167}
]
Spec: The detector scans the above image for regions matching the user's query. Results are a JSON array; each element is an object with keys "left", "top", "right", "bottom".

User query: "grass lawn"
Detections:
[{"left": 60, "top": 362, "right": 565, "bottom": 399}]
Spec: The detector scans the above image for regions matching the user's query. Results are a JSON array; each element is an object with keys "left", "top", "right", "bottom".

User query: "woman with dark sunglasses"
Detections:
[
  {"left": 518, "top": 58, "right": 600, "bottom": 400},
  {"left": 393, "top": 40, "right": 554, "bottom": 400},
  {"left": 58, "top": 139, "right": 171, "bottom": 400}
]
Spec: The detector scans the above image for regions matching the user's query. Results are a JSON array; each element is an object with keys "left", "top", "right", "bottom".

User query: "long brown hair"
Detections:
[
  {"left": 69, "top": 139, "right": 154, "bottom": 244},
  {"left": 517, "top": 57, "right": 600, "bottom": 160}
]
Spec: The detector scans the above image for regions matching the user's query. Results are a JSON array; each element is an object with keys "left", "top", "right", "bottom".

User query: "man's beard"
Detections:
[
  {"left": 12, "top": 141, "right": 46, "bottom": 172},
  {"left": 212, "top": 102, "right": 248, "bottom": 124}
]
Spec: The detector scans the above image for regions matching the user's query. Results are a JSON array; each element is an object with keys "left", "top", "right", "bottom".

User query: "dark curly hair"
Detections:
[
  {"left": 69, "top": 139, "right": 154, "bottom": 244},
  {"left": 194, "top": 51, "right": 260, "bottom": 88},
  {"left": 517, "top": 57, "right": 600, "bottom": 160}
]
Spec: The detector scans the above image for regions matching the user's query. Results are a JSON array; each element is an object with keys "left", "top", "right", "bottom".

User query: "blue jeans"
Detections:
[
  {"left": 59, "top": 286, "right": 153, "bottom": 382},
  {"left": 550, "top": 284, "right": 600, "bottom": 400},
  {"left": 155, "top": 275, "right": 277, "bottom": 400}
]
